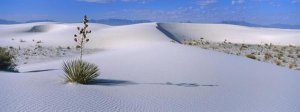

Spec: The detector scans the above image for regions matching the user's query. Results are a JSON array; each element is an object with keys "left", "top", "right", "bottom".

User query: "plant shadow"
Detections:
[
  {"left": 143, "top": 82, "right": 218, "bottom": 87},
  {"left": 89, "top": 79, "right": 218, "bottom": 87},
  {"left": 89, "top": 79, "right": 137, "bottom": 86},
  {"left": 0, "top": 69, "right": 19, "bottom": 73},
  {"left": 22, "top": 69, "right": 58, "bottom": 73}
]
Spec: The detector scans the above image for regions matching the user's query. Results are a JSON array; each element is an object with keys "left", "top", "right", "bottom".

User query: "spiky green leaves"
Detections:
[{"left": 63, "top": 59, "right": 99, "bottom": 84}]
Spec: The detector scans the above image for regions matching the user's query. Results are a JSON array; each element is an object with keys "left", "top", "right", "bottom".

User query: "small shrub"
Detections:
[
  {"left": 245, "top": 54, "right": 256, "bottom": 60},
  {"left": 19, "top": 39, "right": 26, "bottom": 43},
  {"left": 264, "top": 52, "right": 273, "bottom": 60},
  {"left": 288, "top": 62, "right": 296, "bottom": 69},
  {"left": 63, "top": 59, "right": 99, "bottom": 84},
  {"left": 0, "top": 47, "right": 16, "bottom": 71},
  {"left": 36, "top": 45, "right": 42, "bottom": 49},
  {"left": 282, "top": 59, "right": 287, "bottom": 63},
  {"left": 276, "top": 52, "right": 284, "bottom": 58},
  {"left": 287, "top": 54, "right": 294, "bottom": 58},
  {"left": 36, "top": 40, "right": 42, "bottom": 44},
  {"left": 296, "top": 48, "right": 300, "bottom": 53},
  {"left": 272, "top": 48, "right": 280, "bottom": 52},
  {"left": 275, "top": 60, "right": 282, "bottom": 66},
  {"left": 287, "top": 49, "right": 293, "bottom": 54},
  {"left": 187, "top": 40, "right": 197, "bottom": 45}
]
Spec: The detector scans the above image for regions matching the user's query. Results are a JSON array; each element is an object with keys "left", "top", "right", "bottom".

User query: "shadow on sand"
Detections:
[
  {"left": 22, "top": 69, "right": 58, "bottom": 73},
  {"left": 89, "top": 79, "right": 137, "bottom": 86},
  {"left": 89, "top": 79, "right": 218, "bottom": 87}
]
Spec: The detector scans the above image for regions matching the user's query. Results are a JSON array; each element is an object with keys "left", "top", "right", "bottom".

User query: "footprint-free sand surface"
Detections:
[{"left": 1, "top": 22, "right": 300, "bottom": 112}]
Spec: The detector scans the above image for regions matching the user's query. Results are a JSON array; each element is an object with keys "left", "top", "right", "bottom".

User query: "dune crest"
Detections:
[{"left": 27, "top": 24, "right": 67, "bottom": 33}]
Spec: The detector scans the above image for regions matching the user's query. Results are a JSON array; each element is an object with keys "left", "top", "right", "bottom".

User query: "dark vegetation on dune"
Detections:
[{"left": 0, "top": 47, "right": 16, "bottom": 71}]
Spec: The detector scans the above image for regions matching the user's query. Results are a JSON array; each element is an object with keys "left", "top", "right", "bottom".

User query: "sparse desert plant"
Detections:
[
  {"left": 170, "top": 40, "right": 176, "bottom": 43},
  {"left": 187, "top": 40, "right": 197, "bottom": 45},
  {"left": 287, "top": 54, "right": 294, "bottom": 58},
  {"left": 282, "top": 59, "right": 287, "bottom": 63},
  {"left": 63, "top": 15, "right": 99, "bottom": 84},
  {"left": 63, "top": 59, "right": 99, "bottom": 84},
  {"left": 245, "top": 54, "right": 256, "bottom": 60},
  {"left": 274, "top": 59, "right": 282, "bottom": 66},
  {"left": 19, "top": 39, "right": 26, "bottom": 43},
  {"left": 74, "top": 15, "right": 92, "bottom": 60},
  {"left": 287, "top": 49, "right": 293, "bottom": 55},
  {"left": 0, "top": 47, "right": 16, "bottom": 71},
  {"left": 288, "top": 61, "right": 297, "bottom": 69},
  {"left": 272, "top": 48, "right": 280, "bottom": 52},
  {"left": 296, "top": 47, "right": 300, "bottom": 53},
  {"left": 277, "top": 52, "right": 284, "bottom": 58},
  {"left": 205, "top": 41, "right": 210, "bottom": 45},
  {"left": 36, "top": 40, "right": 42, "bottom": 44},
  {"left": 239, "top": 44, "right": 248, "bottom": 51}
]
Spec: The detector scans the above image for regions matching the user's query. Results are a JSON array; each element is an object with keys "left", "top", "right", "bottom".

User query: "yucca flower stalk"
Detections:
[{"left": 74, "top": 15, "right": 92, "bottom": 60}]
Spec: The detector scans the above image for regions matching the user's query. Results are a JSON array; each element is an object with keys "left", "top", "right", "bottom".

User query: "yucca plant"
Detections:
[
  {"left": 63, "top": 59, "right": 99, "bottom": 84},
  {"left": 63, "top": 15, "right": 99, "bottom": 84},
  {"left": 0, "top": 47, "right": 16, "bottom": 71}
]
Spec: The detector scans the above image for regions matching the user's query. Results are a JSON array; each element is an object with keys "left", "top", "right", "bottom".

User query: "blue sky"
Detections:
[{"left": 0, "top": 0, "right": 300, "bottom": 25}]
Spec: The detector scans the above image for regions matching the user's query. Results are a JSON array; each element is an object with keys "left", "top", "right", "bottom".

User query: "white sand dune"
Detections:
[
  {"left": 0, "top": 22, "right": 110, "bottom": 47},
  {"left": 1, "top": 22, "right": 300, "bottom": 112},
  {"left": 90, "top": 23, "right": 172, "bottom": 49},
  {"left": 158, "top": 23, "right": 300, "bottom": 45},
  {"left": 0, "top": 22, "right": 169, "bottom": 49},
  {"left": 26, "top": 24, "right": 69, "bottom": 33}
]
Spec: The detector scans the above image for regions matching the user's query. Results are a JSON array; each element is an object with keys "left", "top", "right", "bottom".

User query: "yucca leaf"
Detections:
[{"left": 63, "top": 59, "right": 99, "bottom": 84}]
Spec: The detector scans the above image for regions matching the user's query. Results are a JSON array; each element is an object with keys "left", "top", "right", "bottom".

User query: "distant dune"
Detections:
[
  {"left": 221, "top": 21, "right": 300, "bottom": 29},
  {"left": 158, "top": 23, "right": 300, "bottom": 45},
  {"left": 89, "top": 19, "right": 152, "bottom": 26}
]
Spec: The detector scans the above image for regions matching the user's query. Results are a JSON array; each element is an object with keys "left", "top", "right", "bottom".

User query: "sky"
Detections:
[{"left": 0, "top": 0, "right": 300, "bottom": 25}]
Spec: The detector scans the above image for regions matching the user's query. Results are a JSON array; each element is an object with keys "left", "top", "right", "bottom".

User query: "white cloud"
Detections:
[
  {"left": 78, "top": 0, "right": 150, "bottom": 3},
  {"left": 196, "top": 0, "right": 217, "bottom": 8}
]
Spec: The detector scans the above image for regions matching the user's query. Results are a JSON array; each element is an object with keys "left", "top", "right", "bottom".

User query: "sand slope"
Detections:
[
  {"left": 158, "top": 23, "right": 300, "bottom": 45},
  {"left": 0, "top": 22, "right": 111, "bottom": 47},
  {"left": 1, "top": 22, "right": 300, "bottom": 112},
  {"left": 90, "top": 23, "right": 172, "bottom": 49}
]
